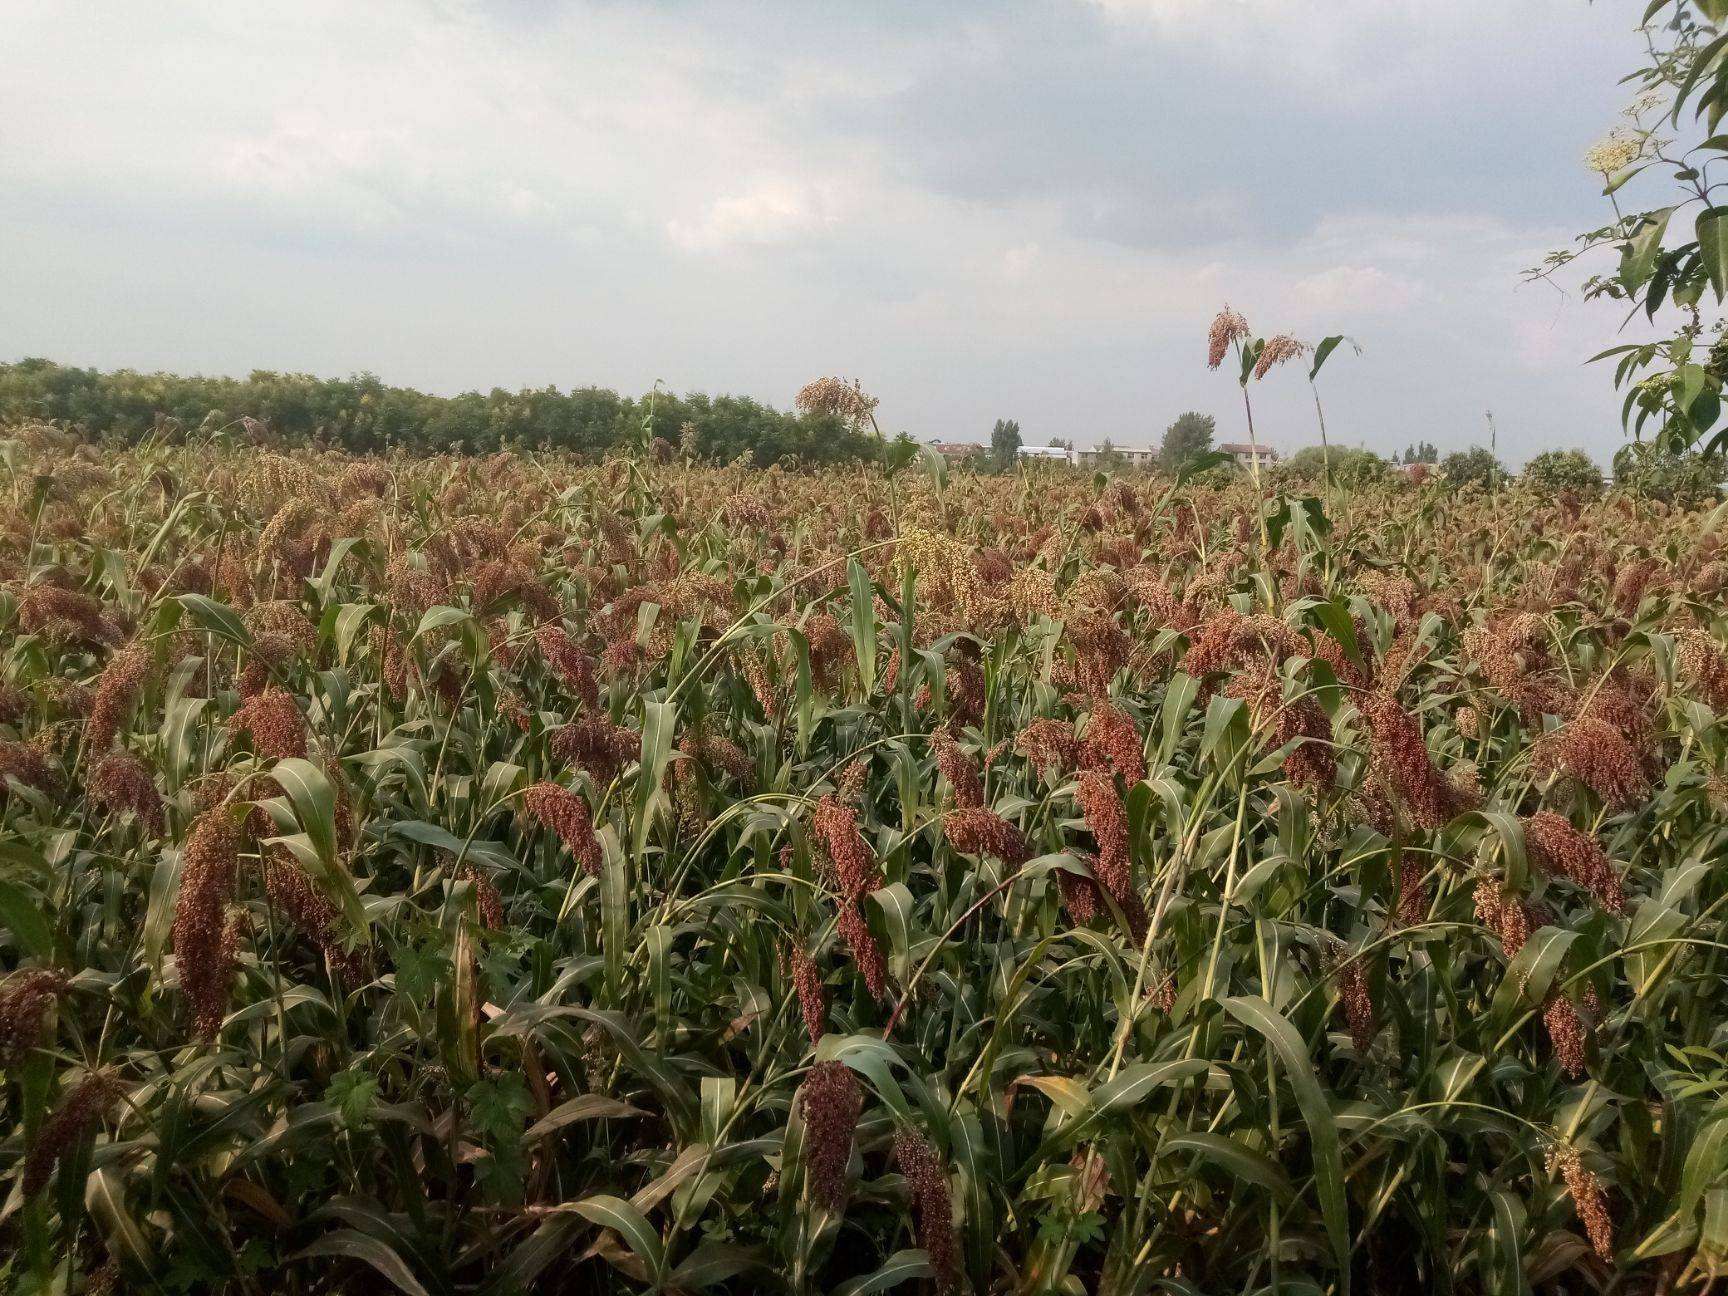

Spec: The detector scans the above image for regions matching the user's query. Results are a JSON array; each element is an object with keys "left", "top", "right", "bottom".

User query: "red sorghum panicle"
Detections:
[
  {"left": 551, "top": 714, "right": 640, "bottom": 786},
  {"left": 683, "top": 732, "right": 754, "bottom": 785},
  {"left": 1474, "top": 879, "right": 1534, "bottom": 959},
  {"left": 791, "top": 946, "right": 827, "bottom": 1047},
  {"left": 461, "top": 862, "right": 505, "bottom": 930},
  {"left": 799, "top": 1060, "right": 862, "bottom": 1210},
  {"left": 88, "top": 641, "right": 154, "bottom": 749},
  {"left": 1229, "top": 662, "right": 1335, "bottom": 795},
  {"left": 238, "top": 631, "right": 296, "bottom": 697},
  {"left": 1361, "top": 693, "right": 1475, "bottom": 830},
  {"left": 536, "top": 623, "right": 600, "bottom": 708},
  {"left": 229, "top": 687, "right": 308, "bottom": 761},
  {"left": 1677, "top": 629, "right": 1728, "bottom": 710},
  {"left": 1207, "top": 305, "right": 1250, "bottom": 369},
  {"left": 893, "top": 1128, "right": 958, "bottom": 1293},
  {"left": 0, "top": 968, "right": 67, "bottom": 1066},
  {"left": 89, "top": 749, "right": 164, "bottom": 836},
  {"left": 931, "top": 726, "right": 983, "bottom": 808},
  {"left": 944, "top": 806, "right": 1030, "bottom": 863},
  {"left": 1336, "top": 953, "right": 1377, "bottom": 1052},
  {"left": 23, "top": 1068, "right": 122, "bottom": 1197},
  {"left": 1463, "top": 616, "right": 1573, "bottom": 721},
  {"left": 1082, "top": 701, "right": 1146, "bottom": 782},
  {"left": 0, "top": 738, "right": 59, "bottom": 795},
  {"left": 1077, "top": 769, "right": 1148, "bottom": 938},
  {"left": 1056, "top": 862, "right": 1103, "bottom": 926},
  {"left": 18, "top": 585, "right": 118, "bottom": 647},
  {"left": 1549, "top": 1145, "right": 1614, "bottom": 1263},
  {"left": 1535, "top": 717, "right": 1649, "bottom": 812},
  {"left": 174, "top": 808, "right": 241, "bottom": 1038},
  {"left": 1253, "top": 332, "right": 1308, "bottom": 380},
  {"left": 806, "top": 612, "right": 852, "bottom": 693},
  {"left": 262, "top": 850, "right": 366, "bottom": 983},
  {"left": 812, "top": 794, "right": 883, "bottom": 900},
  {"left": 1396, "top": 856, "right": 1428, "bottom": 927},
  {"left": 521, "top": 781, "right": 603, "bottom": 877},
  {"left": 0, "top": 682, "right": 27, "bottom": 726},
  {"left": 1184, "top": 608, "right": 1303, "bottom": 681},
  {"left": 1544, "top": 993, "right": 1590, "bottom": 1078},
  {"left": 1060, "top": 612, "right": 1130, "bottom": 698},
  {"left": 1523, "top": 811, "right": 1625, "bottom": 914},
  {"left": 836, "top": 901, "right": 890, "bottom": 1001},
  {"left": 1017, "top": 718, "right": 1082, "bottom": 774}
]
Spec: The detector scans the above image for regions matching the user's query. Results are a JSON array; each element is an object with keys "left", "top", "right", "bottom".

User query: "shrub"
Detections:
[
  {"left": 1440, "top": 445, "right": 1504, "bottom": 489},
  {"left": 1523, "top": 448, "right": 1604, "bottom": 497},
  {"left": 1612, "top": 441, "right": 1721, "bottom": 508},
  {"left": 1281, "top": 445, "right": 1387, "bottom": 487}
]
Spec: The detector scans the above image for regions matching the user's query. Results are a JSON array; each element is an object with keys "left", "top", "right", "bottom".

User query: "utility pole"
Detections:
[{"left": 1485, "top": 409, "right": 1500, "bottom": 487}]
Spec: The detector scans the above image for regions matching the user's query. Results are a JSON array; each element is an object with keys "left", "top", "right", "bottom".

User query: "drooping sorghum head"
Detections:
[
  {"left": 943, "top": 807, "right": 1030, "bottom": 864},
  {"left": 88, "top": 641, "right": 155, "bottom": 749},
  {"left": 1081, "top": 701, "right": 1146, "bottom": 783},
  {"left": 173, "top": 807, "right": 242, "bottom": 1038},
  {"left": 790, "top": 945, "right": 827, "bottom": 1048},
  {"left": 89, "top": 749, "right": 164, "bottom": 836},
  {"left": 1253, "top": 332, "right": 1309, "bottom": 380},
  {"left": 1016, "top": 718, "right": 1082, "bottom": 775},
  {"left": 23, "top": 1068, "right": 123, "bottom": 1198},
  {"left": 1207, "top": 306, "right": 1251, "bottom": 370},
  {"left": 1533, "top": 717, "right": 1649, "bottom": 812},
  {"left": 0, "top": 968, "right": 67, "bottom": 1067},
  {"left": 551, "top": 714, "right": 640, "bottom": 787},
  {"left": 1548, "top": 1144, "right": 1614, "bottom": 1263},
  {"left": 1360, "top": 693, "right": 1476, "bottom": 831},
  {"left": 1076, "top": 769, "right": 1147, "bottom": 939},
  {"left": 894, "top": 1128, "right": 958, "bottom": 1291},
  {"left": 812, "top": 794, "right": 883, "bottom": 901},
  {"left": 799, "top": 1060, "right": 862, "bottom": 1210},
  {"left": 521, "top": 781, "right": 604, "bottom": 877},
  {"left": 262, "top": 849, "right": 366, "bottom": 984},
  {"left": 1523, "top": 811, "right": 1625, "bottom": 915},
  {"left": 535, "top": 623, "right": 601, "bottom": 709},
  {"left": 836, "top": 901, "right": 890, "bottom": 1002},
  {"left": 931, "top": 726, "right": 983, "bottom": 809},
  {"left": 228, "top": 687, "right": 308, "bottom": 761}
]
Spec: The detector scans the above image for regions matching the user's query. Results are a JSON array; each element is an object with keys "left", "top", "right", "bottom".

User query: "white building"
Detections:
[
  {"left": 1017, "top": 445, "right": 1074, "bottom": 464},
  {"left": 1220, "top": 442, "right": 1280, "bottom": 472},
  {"left": 1074, "top": 444, "right": 1159, "bottom": 469}
]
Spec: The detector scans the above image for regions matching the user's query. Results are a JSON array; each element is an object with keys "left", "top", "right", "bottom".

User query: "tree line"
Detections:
[{"left": 0, "top": 358, "right": 880, "bottom": 464}]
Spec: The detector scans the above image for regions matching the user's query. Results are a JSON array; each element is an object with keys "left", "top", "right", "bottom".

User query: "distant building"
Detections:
[
  {"left": 1075, "top": 444, "right": 1159, "bottom": 470},
  {"left": 1017, "top": 445, "right": 1074, "bottom": 464},
  {"left": 929, "top": 440, "right": 985, "bottom": 462},
  {"left": 1220, "top": 442, "right": 1280, "bottom": 471}
]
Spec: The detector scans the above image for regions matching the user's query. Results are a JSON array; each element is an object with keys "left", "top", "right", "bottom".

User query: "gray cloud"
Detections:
[{"left": 0, "top": 0, "right": 1659, "bottom": 464}]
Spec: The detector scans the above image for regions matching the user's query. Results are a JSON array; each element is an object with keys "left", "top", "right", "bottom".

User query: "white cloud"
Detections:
[
  {"left": 1291, "top": 265, "right": 1422, "bottom": 316},
  {"left": 0, "top": 0, "right": 1648, "bottom": 459},
  {"left": 667, "top": 180, "right": 838, "bottom": 253}
]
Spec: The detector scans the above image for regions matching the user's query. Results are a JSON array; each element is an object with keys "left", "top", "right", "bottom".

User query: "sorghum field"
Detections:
[{"left": 5, "top": 423, "right": 1728, "bottom": 1295}]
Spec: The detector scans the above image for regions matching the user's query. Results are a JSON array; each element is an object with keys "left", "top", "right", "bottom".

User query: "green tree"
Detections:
[
  {"left": 1283, "top": 445, "right": 1385, "bottom": 487},
  {"left": 1440, "top": 446, "right": 1505, "bottom": 489},
  {"left": 1159, "top": 411, "right": 1216, "bottom": 472},
  {"left": 1612, "top": 442, "right": 1721, "bottom": 508},
  {"left": 0, "top": 358, "right": 879, "bottom": 464},
  {"left": 1523, "top": 448, "right": 1604, "bottom": 497},
  {"left": 1533, "top": 3, "right": 1728, "bottom": 459},
  {"left": 991, "top": 418, "right": 1022, "bottom": 468},
  {"left": 1092, "top": 438, "right": 1128, "bottom": 471}
]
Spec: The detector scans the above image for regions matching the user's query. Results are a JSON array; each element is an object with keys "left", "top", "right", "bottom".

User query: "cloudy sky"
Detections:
[{"left": 0, "top": 1, "right": 1656, "bottom": 463}]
